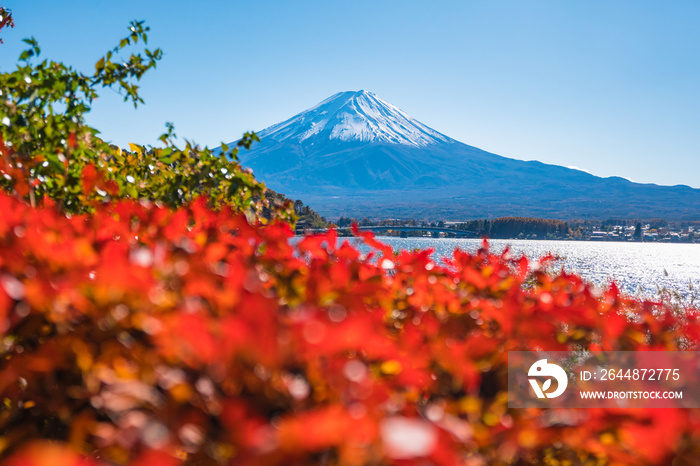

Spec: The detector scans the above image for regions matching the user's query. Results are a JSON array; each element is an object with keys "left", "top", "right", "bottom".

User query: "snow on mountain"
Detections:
[
  {"left": 258, "top": 90, "right": 452, "bottom": 147},
  {"left": 226, "top": 91, "right": 700, "bottom": 220}
]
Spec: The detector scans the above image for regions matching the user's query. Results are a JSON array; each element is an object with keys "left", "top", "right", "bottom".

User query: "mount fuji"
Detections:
[{"left": 227, "top": 90, "right": 700, "bottom": 219}]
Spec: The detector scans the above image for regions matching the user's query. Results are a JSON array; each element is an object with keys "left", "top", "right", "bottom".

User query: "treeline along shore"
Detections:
[{"left": 315, "top": 216, "right": 700, "bottom": 242}]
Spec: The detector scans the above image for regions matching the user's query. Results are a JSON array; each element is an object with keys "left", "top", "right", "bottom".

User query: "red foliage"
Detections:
[{"left": 1, "top": 191, "right": 699, "bottom": 465}]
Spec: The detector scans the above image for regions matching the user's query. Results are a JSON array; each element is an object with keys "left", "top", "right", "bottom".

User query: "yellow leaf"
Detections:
[
  {"left": 482, "top": 412, "right": 499, "bottom": 426},
  {"left": 128, "top": 143, "right": 142, "bottom": 156},
  {"left": 380, "top": 360, "right": 402, "bottom": 375},
  {"left": 459, "top": 396, "right": 482, "bottom": 413},
  {"left": 600, "top": 432, "right": 616, "bottom": 445}
]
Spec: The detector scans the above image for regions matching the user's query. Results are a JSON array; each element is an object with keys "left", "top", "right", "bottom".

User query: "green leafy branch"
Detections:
[{"left": 0, "top": 18, "right": 295, "bottom": 224}]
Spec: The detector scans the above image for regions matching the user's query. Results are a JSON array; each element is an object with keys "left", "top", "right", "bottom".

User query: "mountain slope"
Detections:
[{"left": 228, "top": 90, "right": 700, "bottom": 220}]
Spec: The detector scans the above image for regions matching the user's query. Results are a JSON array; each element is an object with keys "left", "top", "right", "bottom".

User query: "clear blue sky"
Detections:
[{"left": 2, "top": 1, "right": 699, "bottom": 188}]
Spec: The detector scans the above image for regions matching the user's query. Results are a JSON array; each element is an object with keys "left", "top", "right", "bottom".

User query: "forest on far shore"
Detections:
[{"left": 330, "top": 216, "right": 699, "bottom": 242}]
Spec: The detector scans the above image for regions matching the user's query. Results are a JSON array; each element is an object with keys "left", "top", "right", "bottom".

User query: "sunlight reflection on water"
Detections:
[{"left": 336, "top": 237, "right": 700, "bottom": 299}]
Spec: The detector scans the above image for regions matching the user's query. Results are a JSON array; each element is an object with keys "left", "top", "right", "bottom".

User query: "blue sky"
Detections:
[{"left": 2, "top": 1, "right": 699, "bottom": 188}]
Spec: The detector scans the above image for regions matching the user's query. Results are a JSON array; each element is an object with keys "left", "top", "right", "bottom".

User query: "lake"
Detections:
[{"left": 340, "top": 237, "right": 700, "bottom": 300}]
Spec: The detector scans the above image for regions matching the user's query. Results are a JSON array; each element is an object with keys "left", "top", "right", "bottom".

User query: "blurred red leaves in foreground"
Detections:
[{"left": 1, "top": 192, "right": 700, "bottom": 465}]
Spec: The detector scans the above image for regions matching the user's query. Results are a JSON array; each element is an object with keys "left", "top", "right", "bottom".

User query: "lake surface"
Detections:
[{"left": 342, "top": 237, "right": 700, "bottom": 300}]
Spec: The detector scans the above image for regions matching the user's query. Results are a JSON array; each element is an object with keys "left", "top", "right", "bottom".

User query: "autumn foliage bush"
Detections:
[{"left": 0, "top": 190, "right": 699, "bottom": 465}]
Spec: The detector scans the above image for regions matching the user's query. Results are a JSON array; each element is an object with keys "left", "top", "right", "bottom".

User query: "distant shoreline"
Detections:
[{"left": 296, "top": 218, "right": 698, "bottom": 244}]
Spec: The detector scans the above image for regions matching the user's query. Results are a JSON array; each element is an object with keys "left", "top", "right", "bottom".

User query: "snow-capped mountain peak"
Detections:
[
  {"left": 258, "top": 90, "right": 452, "bottom": 147},
  {"left": 226, "top": 90, "right": 700, "bottom": 220}
]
